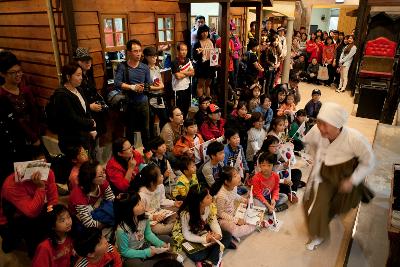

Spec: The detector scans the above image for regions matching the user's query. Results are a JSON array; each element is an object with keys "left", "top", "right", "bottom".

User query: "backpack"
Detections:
[
  {"left": 106, "top": 62, "right": 129, "bottom": 112},
  {"left": 45, "top": 88, "right": 63, "bottom": 133}
]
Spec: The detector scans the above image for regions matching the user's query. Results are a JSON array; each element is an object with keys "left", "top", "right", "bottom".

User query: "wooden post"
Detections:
[
  {"left": 255, "top": 2, "right": 263, "bottom": 42},
  {"left": 46, "top": 0, "right": 62, "bottom": 86},
  {"left": 61, "top": 0, "right": 78, "bottom": 62},
  {"left": 380, "top": 44, "right": 400, "bottom": 124},
  {"left": 219, "top": 1, "right": 230, "bottom": 117},
  {"left": 348, "top": 0, "right": 370, "bottom": 95}
]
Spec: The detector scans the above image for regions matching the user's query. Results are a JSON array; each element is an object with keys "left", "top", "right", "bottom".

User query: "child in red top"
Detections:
[
  {"left": 106, "top": 138, "right": 144, "bottom": 194},
  {"left": 74, "top": 227, "right": 122, "bottom": 267},
  {"left": 200, "top": 104, "right": 225, "bottom": 141},
  {"left": 69, "top": 161, "right": 115, "bottom": 229},
  {"left": 173, "top": 118, "right": 204, "bottom": 165},
  {"left": 65, "top": 145, "right": 89, "bottom": 190},
  {"left": 251, "top": 152, "right": 288, "bottom": 213},
  {"left": 0, "top": 169, "right": 58, "bottom": 256},
  {"left": 277, "top": 93, "right": 296, "bottom": 118},
  {"left": 32, "top": 204, "right": 74, "bottom": 267}
]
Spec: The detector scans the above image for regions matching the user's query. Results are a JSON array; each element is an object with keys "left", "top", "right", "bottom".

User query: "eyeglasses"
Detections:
[
  {"left": 122, "top": 145, "right": 133, "bottom": 152},
  {"left": 7, "top": 70, "right": 23, "bottom": 76}
]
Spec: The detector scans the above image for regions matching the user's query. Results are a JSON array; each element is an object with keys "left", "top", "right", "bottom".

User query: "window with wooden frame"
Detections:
[
  {"left": 191, "top": 16, "right": 196, "bottom": 29},
  {"left": 232, "top": 16, "right": 243, "bottom": 40},
  {"left": 100, "top": 14, "right": 128, "bottom": 52},
  {"left": 156, "top": 15, "right": 175, "bottom": 44},
  {"left": 209, "top": 16, "right": 219, "bottom": 34}
]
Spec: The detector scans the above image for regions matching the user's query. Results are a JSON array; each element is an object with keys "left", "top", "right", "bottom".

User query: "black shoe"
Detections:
[
  {"left": 228, "top": 241, "right": 238, "bottom": 249},
  {"left": 298, "top": 181, "right": 307, "bottom": 189},
  {"left": 275, "top": 203, "right": 289, "bottom": 212}
]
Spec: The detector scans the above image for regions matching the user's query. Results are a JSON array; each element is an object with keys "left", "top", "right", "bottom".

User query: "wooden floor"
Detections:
[{"left": 0, "top": 83, "right": 380, "bottom": 267}]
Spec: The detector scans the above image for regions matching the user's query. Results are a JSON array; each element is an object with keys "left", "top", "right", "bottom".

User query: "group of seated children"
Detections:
[{"left": 0, "top": 81, "right": 323, "bottom": 267}]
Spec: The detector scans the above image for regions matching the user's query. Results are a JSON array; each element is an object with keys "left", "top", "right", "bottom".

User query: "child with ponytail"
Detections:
[{"left": 213, "top": 166, "right": 256, "bottom": 240}]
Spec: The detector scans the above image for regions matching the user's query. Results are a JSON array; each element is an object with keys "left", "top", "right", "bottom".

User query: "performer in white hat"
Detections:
[{"left": 302, "top": 102, "right": 375, "bottom": 250}]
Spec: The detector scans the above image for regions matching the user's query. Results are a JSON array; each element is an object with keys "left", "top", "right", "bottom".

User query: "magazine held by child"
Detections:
[{"left": 14, "top": 159, "right": 51, "bottom": 182}]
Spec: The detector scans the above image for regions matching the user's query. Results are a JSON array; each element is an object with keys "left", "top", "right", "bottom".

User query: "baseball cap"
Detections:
[
  {"left": 312, "top": 89, "right": 321, "bottom": 95},
  {"left": 206, "top": 104, "right": 221, "bottom": 114}
]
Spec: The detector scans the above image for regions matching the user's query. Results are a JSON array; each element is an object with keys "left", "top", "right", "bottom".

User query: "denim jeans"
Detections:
[{"left": 254, "top": 193, "right": 288, "bottom": 208}]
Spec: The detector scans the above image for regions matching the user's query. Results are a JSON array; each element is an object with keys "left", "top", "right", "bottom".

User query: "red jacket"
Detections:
[
  {"left": 306, "top": 40, "right": 319, "bottom": 63},
  {"left": 32, "top": 237, "right": 73, "bottom": 267},
  {"left": 105, "top": 151, "right": 143, "bottom": 193},
  {"left": 322, "top": 43, "right": 336, "bottom": 64},
  {"left": 251, "top": 171, "right": 280, "bottom": 203},
  {"left": 0, "top": 170, "right": 58, "bottom": 225},
  {"left": 200, "top": 118, "right": 226, "bottom": 141}
]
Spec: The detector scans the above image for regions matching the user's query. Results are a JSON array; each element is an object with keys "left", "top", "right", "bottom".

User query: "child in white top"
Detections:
[
  {"left": 214, "top": 166, "right": 256, "bottom": 239},
  {"left": 137, "top": 164, "right": 182, "bottom": 235},
  {"left": 246, "top": 112, "right": 267, "bottom": 168}
]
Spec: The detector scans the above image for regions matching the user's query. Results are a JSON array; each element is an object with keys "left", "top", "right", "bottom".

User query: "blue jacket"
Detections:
[
  {"left": 223, "top": 144, "right": 249, "bottom": 172},
  {"left": 254, "top": 106, "right": 273, "bottom": 131}
]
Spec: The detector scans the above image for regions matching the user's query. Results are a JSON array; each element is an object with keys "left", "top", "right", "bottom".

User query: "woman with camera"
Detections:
[{"left": 75, "top": 47, "right": 107, "bottom": 160}]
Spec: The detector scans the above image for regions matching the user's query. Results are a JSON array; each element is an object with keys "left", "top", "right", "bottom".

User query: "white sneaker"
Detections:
[
  {"left": 306, "top": 237, "right": 324, "bottom": 250},
  {"left": 335, "top": 88, "right": 342, "bottom": 93}
]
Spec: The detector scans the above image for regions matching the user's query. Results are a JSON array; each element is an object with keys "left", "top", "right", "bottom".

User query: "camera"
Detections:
[{"left": 96, "top": 100, "right": 109, "bottom": 112}]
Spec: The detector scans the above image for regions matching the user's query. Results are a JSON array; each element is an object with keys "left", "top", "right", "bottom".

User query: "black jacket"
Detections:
[{"left": 54, "top": 87, "right": 95, "bottom": 150}]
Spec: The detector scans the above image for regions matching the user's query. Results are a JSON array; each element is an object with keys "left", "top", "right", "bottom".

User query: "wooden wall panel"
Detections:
[
  {"left": 74, "top": 12, "right": 99, "bottom": 25},
  {"left": 93, "top": 64, "right": 105, "bottom": 78},
  {"left": 130, "top": 23, "right": 156, "bottom": 35},
  {"left": 21, "top": 62, "right": 58, "bottom": 78},
  {"left": 338, "top": 8, "right": 357, "bottom": 34},
  {"left": 0, "top": 0, "right": 58, "bottom": 13},
  {"left": 130, "top": 12, "right": 155, "bottom": 24},
  {"left": 77, "top": 39, "right": 103, "bottom": 52},
  {"left": 11, "top": 50, "right": 61, "bottom": 65},
  {"left": 0, "top": 12, "right": 63, "bottom": 26},
  {"left": 94, "top": 77, "right": 104, "bottom": 91},
  {"left": 73, "top": 0, "right": 181, "bottom": 13},
  {"left": 76, "top": 25, "right": 101, "bottom": 40},
  {"left": 0, "top": 26, "right": 65, "bottom": 41},
  {"left": 175, "top": 12, "right": 187, "bottom": 23},
  {"left": 0, "top": 38, "right": 68, "bottom": 53},
  {"left": 25, "top": 74, "right": 60, "bottom": 90},
  {"left": 131, "top": 34, "right": 156, "bottom": 46}
]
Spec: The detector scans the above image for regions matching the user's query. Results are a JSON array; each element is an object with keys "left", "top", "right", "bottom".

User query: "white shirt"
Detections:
[
  {"left": 138, "top": 184, "right": 174, "bottom": 220},
  {"left": 303, "top": 125, "right": 375, "bottom": 186}
]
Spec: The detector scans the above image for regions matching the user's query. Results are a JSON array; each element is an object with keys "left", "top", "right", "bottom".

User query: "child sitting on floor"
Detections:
[
  {"left": 172, "top": 156, "right": 199, "bottom": 200},
  {"left": 173, "top": 187, "right": 232, "bottom": 267},
  {"left": 135, "top": 164, "right": 182, "bottom": 235},
  {"left": 73, "top": 227, "right": 122, "bottom": 267},
  {"left": 173, "top": 119, "right": 204, "bottom": 167},
  {"left": 213, "top": 166, "right": 256, "bottom": 241},
  {"left": 32, "top": 204, "right": 74, "bottom": 267},
  {"left": 257, "top": 136, "right": 305, "bottom": 204},
  {"left": 194, "top": 96, "right": 211, "bottom": 127},
  {"left": 114, "top": 193, "right": 179, "bottom": 267},
  {"left": 246, "top": 112, "right": 267, "bottom": 173},
  {"left": 65, "top": 144, "right": 89, "bottom": 190},
  {"left": 277, "top": 93, "right": 296, "bottom": 118},
  {"left": 223, "top": 128, "right": 249, "bottom": 182},
  {"left": 147, "top": 137, "right": 176, "bottom": 198},
  {"left": 267, "top": 116, "right": 287, "bottom": 141},
  {"left": 248, "top": 82, "right": 261, "bottom": 112},
  {"left": 304, "top": 88, "right": 322, "bottom": 123},
  {"left": 288, "top": 109, "right": 308, "bottom": 152},
  {"left": 197, "top": 141, "right": 225, "bottom": 189},
  {"left": 251, "top": 152, "right": 288, "bottom": 213},
  {"left": 254, "top": 94, "right": 273, "bottom": 131}
]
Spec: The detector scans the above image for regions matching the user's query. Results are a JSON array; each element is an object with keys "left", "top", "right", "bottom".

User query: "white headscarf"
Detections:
[{"left": 317, "top": 102, "right": 348, "bottom": 128}]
